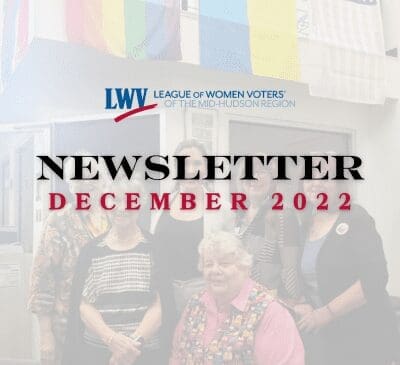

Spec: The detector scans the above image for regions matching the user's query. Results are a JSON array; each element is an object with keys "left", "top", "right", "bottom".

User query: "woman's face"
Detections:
[
  {"left": 303, "top": 179, "right": 338, "bottom": 206},
  {"left": 177, "top": 147, "right": 206, "bottom": 192},
  {"left": 68, "top": 179, "right": 104, "bottom": 199},
  {"left": 109, "top": 206, "right": 139, "bottom": 228},
  {"left": 242, "top": 166, "right": 272, "bottom": 202},
  {"left": 303, "top": 159, "right": 338, "bottom": 206},
  {"left": 108, "top": 186, "right": 139, "bottom": 228},
  {"left": 202, "top": 250, "right": 247, "bottom": 299}
]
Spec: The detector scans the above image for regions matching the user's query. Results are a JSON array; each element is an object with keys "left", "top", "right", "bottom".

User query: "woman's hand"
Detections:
[
  {"left": 40, "top": 329, "right": 56, "bottom": 365},
  {"left": 80, "top": 301, "right": 141, "bottom": 364},
  {"left": 294, "top": 303, "right": 314, "bottom": 318},
  {"left": 297, "top": 306, "right": 333, "bottom": 333},
  {"left": 109, "top": 353, "right": 139, "bottom": 365},
  {"left": 107, "top": 333, "right": 141, "bottom": 365}
]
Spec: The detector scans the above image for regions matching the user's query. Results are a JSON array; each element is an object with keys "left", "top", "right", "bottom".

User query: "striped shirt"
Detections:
[
  {"left": 236, "top": 203, "right": 301, "bottom": 299},
  {"left": 81, "top": 238, "right": 159, "bottom": 349}
]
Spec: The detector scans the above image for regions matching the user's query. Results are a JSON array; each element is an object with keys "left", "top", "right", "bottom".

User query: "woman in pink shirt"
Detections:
[{"left": 170, "top": 231, "right": 304, "bottom": 365}]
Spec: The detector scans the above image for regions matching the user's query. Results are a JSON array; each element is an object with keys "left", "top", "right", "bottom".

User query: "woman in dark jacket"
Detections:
[
  {"left": 295, "top": 177, "right": 400, "bottom": 365},
  {"left": 63, "top": 179, "right": 162, "bottom": 365}
]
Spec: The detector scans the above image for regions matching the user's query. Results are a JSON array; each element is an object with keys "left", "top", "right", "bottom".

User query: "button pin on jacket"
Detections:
[{"left": 336, "top": 222, "right": 349, "bottom": 235}]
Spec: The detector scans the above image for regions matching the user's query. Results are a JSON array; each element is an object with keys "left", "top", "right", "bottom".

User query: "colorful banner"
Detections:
[
  {"left": 200, "top": 0, "right": 300, "bottom": 81},
  {"left": 0, "top": 0, "right": 387, "bottom": 103},
  {"left": 65, "top": 0, "right": 181, "bottom": 61}
]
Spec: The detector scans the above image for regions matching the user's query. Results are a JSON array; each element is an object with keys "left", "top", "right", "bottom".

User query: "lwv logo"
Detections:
[{"left": 105, "top": 88, "right": 158, "bottom": 123}]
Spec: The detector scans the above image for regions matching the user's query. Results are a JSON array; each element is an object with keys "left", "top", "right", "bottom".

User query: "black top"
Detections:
[
  {"left": 302, "top": 205, "right": 400, "bottom": 365},
  {"left": 153, "top": 212, "right": 204, "bottom": 281},
  {"left": 152, "top": 212, "right": 204, "bottom": 362},
  {"left": 235, "top": 200, "right": 269, "bottom": 238},
  {"left": 62, "top": 231, "right": 159, "bottom": 364},
  {"left": 81, "top": 241, "right": 158, "bottom": 349}
]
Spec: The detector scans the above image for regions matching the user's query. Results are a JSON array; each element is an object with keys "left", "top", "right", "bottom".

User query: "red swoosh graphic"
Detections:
[{"left": 114, "top": 103, "right": 158, "bottom": 123}]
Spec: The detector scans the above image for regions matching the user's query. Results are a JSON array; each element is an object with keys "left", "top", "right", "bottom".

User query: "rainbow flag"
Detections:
[
  {"left": 200, "top": 0, "right": 300, "bottom": 81},
  {"left": 65, "top": 0, "right": 181, "bottom": 61},
  {"left": 1, "top": 0, "right": 31, "bottom": 91}
]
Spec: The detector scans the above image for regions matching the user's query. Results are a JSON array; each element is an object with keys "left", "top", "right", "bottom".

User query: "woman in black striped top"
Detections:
[{"left": 63, "top": 180, "right": 162, "bottom": 365}]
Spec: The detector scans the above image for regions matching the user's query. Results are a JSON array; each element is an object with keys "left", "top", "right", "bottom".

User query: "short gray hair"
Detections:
[{"left": 198, "top": 231, "right": 253, "bottom": 271}]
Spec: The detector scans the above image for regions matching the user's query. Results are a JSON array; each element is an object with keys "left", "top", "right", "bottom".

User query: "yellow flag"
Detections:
[
  {"left": 248, "top": 0, "right": 300, "bottom": 80},
  {"left": 102, "top": 0, "right": 126, "bottom": 57}
]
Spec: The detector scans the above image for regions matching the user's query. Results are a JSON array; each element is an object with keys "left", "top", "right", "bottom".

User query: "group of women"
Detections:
[{"left": 29, "top": 140, "right": 400, "bottom": 365}]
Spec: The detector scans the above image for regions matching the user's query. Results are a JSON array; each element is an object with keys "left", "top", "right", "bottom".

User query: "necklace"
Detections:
[{"left": 105, "top": 229, "right": 144, "bottom": 250}]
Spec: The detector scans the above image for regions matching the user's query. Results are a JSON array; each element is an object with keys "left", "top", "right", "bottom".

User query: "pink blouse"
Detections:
[{"left": 170, "top": 279, "right": 304, "bottom": 365}]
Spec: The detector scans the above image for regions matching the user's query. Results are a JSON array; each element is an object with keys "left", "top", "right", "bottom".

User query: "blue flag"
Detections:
[{"left": 199, "top": 0, "right": 251, "bottom": 73}]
